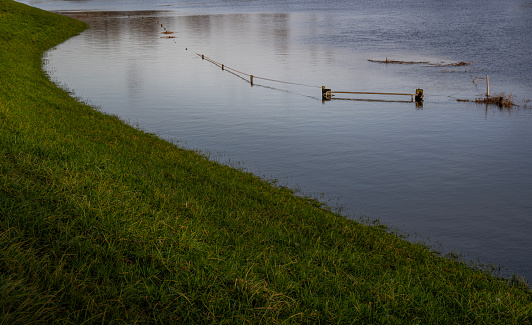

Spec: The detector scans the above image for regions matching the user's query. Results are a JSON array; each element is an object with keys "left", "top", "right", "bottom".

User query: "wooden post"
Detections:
[
  {"left": 221, "top": 64, "right": 224, "bottom": 71},
  {"left": 486, "top": 75, "right": 490, "bottom": 97},
  {"left": 415, "top": 89, "right": 424, "bottom": 102},
  {"left": 322, "top": 86, "right": 332, "bottom": 100},
  {"left": 201, "top": 54, "right": 204, "bottom": 60},
  {"left": 250, "top": 75, "right": 253, "bottom": 86}
]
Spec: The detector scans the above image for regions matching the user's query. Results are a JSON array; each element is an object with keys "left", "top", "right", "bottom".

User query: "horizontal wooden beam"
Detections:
[
  {"left": 332, "top": 91, "right": 414, "bottom": 96},
  {"left": 322, "top": 87, "right": 423, "bottom": 102}
]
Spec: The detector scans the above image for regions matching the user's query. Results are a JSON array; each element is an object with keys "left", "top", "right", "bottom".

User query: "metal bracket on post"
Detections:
[{"left": 322, "top": 86, "right": 332, "bottom": 100}]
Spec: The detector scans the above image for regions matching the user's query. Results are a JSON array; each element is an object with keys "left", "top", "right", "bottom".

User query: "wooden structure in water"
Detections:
[{"left": 322, "top": 86, "right": 423, "bottom": 103}]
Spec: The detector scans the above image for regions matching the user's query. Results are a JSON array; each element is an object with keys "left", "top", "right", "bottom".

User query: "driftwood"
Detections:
[{"left": 368, "top": 58, "right": 472, "bottom": 67}]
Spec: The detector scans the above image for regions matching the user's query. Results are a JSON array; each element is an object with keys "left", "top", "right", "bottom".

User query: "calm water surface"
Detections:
[{"left": 22, "top": 0, "right": 532, "bottom": 280}]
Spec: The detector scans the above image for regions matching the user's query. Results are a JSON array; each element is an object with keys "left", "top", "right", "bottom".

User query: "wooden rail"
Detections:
[{"left": 322, "top": 87, "right": 423, "bottom": 102}]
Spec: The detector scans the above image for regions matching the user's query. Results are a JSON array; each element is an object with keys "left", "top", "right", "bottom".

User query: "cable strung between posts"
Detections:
[
  {"left": 197, "top": 53, "right": 322, "bottom": 88},
  {"left": 159, "top": 22, "right": 321, "bottom": 93},
  {"left": 159, "top": 22, "right": 491, "bottom": 104}
]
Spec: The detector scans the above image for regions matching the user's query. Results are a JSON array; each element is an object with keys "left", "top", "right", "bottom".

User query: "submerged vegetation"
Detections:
[
  {"left": 1, "top": 0, "right": 531, "bottom": 323},
  {"left": 368, "top": 58, "right": 472, "bottom": 67},
  {"left": 369, "top": 57, "right": 522, "bottom": 108},
  {"left": 457, "top": 93, "right": 517, "bottom": 108},
  {"left": 473, "top": 93, "right": 516, "bottom": 107}
]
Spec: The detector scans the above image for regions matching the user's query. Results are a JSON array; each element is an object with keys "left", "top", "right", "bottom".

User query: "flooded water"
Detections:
[{"left": 21, "top": 0, "right": 532, "bottom": 281}]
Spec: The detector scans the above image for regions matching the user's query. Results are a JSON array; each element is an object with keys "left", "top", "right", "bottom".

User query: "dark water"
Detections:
[{"left": 21, "top": 0, "right": 532, "bottom": 281}]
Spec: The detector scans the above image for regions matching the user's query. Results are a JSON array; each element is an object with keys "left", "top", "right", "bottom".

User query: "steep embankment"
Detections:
[{"left": 1, "top": 0, "right": 531, "bottom": 323}]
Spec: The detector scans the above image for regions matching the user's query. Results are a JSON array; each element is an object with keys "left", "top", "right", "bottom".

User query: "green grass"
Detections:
[{"left": 1, "top": 0, "right": 531, "bottom": 323}]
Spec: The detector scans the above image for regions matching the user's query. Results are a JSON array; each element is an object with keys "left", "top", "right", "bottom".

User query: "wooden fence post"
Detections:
[
  {"left": 322, "top": 86, "right": 332, "bottom": 100},
  {"left": 415, "top": 89, "right": 424, "bottom": 102}
]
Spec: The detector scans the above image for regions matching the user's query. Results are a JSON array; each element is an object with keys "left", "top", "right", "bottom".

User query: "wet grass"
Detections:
[{"left": 1, "top": 0, "right": 532, "bottom": 323}]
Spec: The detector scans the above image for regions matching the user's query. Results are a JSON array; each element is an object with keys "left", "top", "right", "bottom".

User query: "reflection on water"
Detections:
[{"left": 33, "top": 0, "right": 532, "bottom": 282}]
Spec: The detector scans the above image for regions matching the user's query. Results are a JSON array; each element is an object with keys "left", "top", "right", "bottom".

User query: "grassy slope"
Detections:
[{"left": 0, "top": 0, "right": 531, "bottom": 323}]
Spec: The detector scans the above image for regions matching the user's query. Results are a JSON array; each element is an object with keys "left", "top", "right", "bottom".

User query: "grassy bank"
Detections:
[{"left": 1, "top": 0, "right": 531, "bottom": 323}]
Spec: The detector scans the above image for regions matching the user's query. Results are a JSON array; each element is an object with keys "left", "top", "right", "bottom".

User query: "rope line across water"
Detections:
[
  {"left": 158, "top": 20, "right": 494, "bottom": 103},
  {"left": 197, "top": 53, "right": 322, "bottom": 88}
]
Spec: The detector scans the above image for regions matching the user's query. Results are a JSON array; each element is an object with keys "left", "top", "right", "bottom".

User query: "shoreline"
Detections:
[{"left": 1, "top": 0, "right": 531, "bottom": 322}]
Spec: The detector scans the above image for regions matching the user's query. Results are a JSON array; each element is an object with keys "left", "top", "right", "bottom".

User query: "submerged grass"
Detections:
[
  {"left": 457, "top": 93, "right": 518, "bottom": 108},
  {"left": 474, "top": 93, "right": 516, "bottom": 107},
  {"left": 1, "top": 0, "right": 531, "bottom": 323}
]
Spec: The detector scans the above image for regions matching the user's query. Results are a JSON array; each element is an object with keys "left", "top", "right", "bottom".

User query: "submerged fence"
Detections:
[
  {"left": 321, "top": 87, "right": 424, "bottom": 102},
  {"left": 154, "top": 18, "right": 498, "bottom": 105},
  {"left": 197, "top": 53, "right": 424, "bottom": 103}
]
